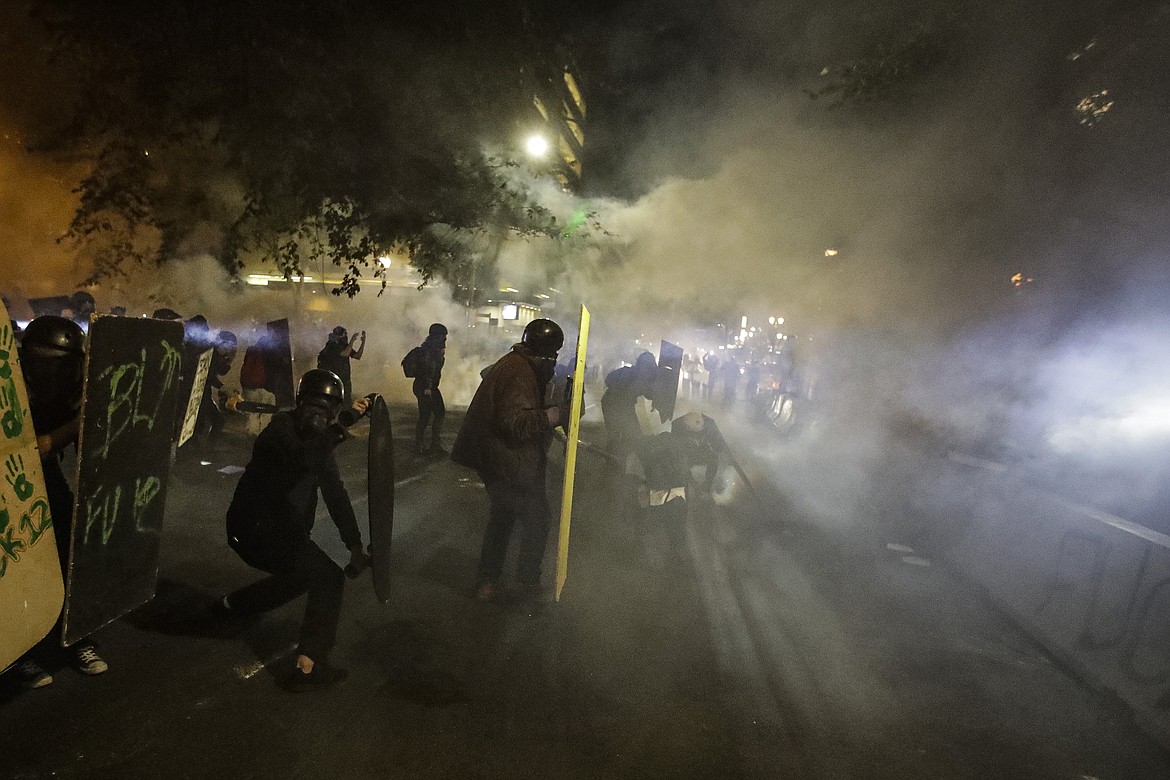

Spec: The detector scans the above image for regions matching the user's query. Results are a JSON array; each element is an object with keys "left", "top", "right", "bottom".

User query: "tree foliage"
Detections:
[{"left": 20, "top": 0, "right": 577, "bottom": 296}]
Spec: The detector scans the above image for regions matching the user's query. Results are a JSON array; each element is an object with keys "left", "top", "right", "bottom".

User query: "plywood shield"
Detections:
[
  {"left": 556, "top": 304, "right": 591, "bottom": 602},
  {"left": 368, "top": 395, "right": 395, "bottom": 603},
  {"left": 62, "top": 316, "right": 184, "bottom": 645},
  {"left": 176, "top": 348, "right": 212, "bottom": 448},
  {"left": 0, "top": 311, "right": 64, "bottom": 670}
]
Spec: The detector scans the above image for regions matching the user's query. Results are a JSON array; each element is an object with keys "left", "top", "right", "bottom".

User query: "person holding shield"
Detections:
[
  {"left": 451, "top": 318, "right": 568, "bottom": 603},
  {"left": 217, "top": 368, "right": 370, "bottom": 691},
  {"left": 9, "top": 316, "right": 108, "bottom": 689}
]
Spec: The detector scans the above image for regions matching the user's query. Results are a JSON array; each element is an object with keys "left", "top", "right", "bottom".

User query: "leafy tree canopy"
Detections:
[{"left": 16, "top": 0, "right": 582, "bottom": 297}]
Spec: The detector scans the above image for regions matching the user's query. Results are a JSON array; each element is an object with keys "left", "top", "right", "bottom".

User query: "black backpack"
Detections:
[{"left": 401, "top": 347, "right": 423, "bottom": 378}]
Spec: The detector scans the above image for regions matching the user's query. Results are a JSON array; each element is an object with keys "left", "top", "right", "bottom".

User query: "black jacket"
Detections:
[
  {"left": 410, "top": 342, "right": 444, "bottom": 396},
  {"left": 226, "top": 412, "right": 360, "bottom": 572}
]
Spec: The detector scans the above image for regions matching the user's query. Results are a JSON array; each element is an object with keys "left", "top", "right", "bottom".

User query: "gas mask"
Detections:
[
  {"left": 294, "top": 398, "right": 340, "bottom": 438},
  {"left": 21, "top": 348, "right": 85, "bottom": 430},
  {"left": 532, "top": 355, "right": 558, "bottom": 387}
]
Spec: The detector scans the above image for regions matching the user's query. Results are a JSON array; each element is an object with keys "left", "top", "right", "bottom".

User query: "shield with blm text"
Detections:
[
  {"left": 0, "top": 307, "right": 64, "bottom": 670},
  {"left": 62, "top": 315, "right": 184, "bottom": 645}
]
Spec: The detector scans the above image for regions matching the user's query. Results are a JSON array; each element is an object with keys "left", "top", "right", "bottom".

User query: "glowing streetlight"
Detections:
[{"left": 525, "top": 135, "right": 550, "bottom": 158}]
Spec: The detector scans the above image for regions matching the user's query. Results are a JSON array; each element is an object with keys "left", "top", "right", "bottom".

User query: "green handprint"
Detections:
[{"left": 5, "top": 453, "right": 33, "bottom": 501}]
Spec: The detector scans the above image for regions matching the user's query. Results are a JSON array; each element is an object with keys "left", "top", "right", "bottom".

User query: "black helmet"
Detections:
[
  {"left": 428, "top": 322, "right": 448, "bottom": 338},
  {"left": 19, "top": 316, "right": 86, "bottom": 427},
  {"left": 521, "top": 318, "right": 564, "bottom": 358},
  {"left": 297, "top": 368, "right": 345, "bottom": 409},
  {"left": 20, "top": 316, "right": 85, "bottom": 357}
]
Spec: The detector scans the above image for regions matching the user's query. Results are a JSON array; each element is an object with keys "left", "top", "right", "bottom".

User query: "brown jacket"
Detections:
[{"left": 451, "top": 345, "right": 552, "bottom": 485}]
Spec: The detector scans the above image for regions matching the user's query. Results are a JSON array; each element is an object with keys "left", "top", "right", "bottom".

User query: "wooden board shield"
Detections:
[
  {"left": 368, "top": 395, "right": 395, "bottom": 603},
  {"left": 265, "top": 319, "right": 295, "bottom": 408},
  {"left": 176, "top": 348, "right": 212, "bottom": 448},
  {"left": 63, "top": 316, "right": 184, "bottom": 645},
  {"left": 0, "top": 312, "right": 64, "bottom": 670},
  {"left": 555, "top": 304, "right": 590, "bottom": 602},
  {"left": 654, "top": 340, "right": 684, "bottom": 424}
]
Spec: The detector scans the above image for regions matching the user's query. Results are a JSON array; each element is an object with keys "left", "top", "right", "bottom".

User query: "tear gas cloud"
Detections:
[{"left": 4, "top": 2, "right": 1169, "bottom": 533}]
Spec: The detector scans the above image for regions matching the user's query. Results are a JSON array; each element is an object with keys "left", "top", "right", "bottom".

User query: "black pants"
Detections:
[
  {"left": 415, "top": 389, "right": 445, "bottom": 449},
  {"left": 601, "top": 398, "right": 640, "bottom": 463},
  {"left": 227, "top": 541, "right": 344, "bottom": 662},
  {"left": 477, "top": 477, "right": 551, "bottom": 586}
]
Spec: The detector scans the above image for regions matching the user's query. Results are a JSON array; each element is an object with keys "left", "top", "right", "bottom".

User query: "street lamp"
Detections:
[{"left": 525, "top": 135, "right": 549, "bottom": 158}]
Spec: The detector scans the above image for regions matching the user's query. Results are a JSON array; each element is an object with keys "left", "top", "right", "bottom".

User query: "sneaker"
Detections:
[
  {"left": 73, "top": 645, "right": 109, "bottom": 676},
  {"left": 474, "top": 580, "right": 496, "bottom": 602},
  {"left": 286, "top": 663, "right": 347, "bottom": 693},
  {"left": 14, "top": 659, "right": 53, "bottom": 689}
]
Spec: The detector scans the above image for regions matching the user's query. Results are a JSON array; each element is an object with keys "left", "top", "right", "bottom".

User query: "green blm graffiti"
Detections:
[
  {"left": 91, "top": 341, "right": 182, "bottom": 462},
  {"left": 78, "top": 338, "right": 180, "bottom": 547},
  {"left": 0, "top": 324, "right": 53, "bottom": 577}
]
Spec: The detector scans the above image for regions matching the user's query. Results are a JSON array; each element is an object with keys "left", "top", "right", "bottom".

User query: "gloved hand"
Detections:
[{"left": 344, "top": 545, "right": 372, "bottom": 578}]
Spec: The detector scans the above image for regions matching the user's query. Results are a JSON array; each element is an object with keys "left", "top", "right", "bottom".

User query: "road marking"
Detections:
[{"left": 947, "top": 449, "right": 1170, "bottom": 550}]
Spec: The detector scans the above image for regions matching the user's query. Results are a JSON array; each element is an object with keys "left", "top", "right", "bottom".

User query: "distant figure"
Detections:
[
  {"left": 701, "top": 351, "right": 720, "bottom": 400},
  {"left": 719, "top": 355, "right": 739, "bottom": 406},
  {"left": 451, "top": 318, "right": 568, "bottom": 603},
  {"left": 203, "top": 331, "right": 237, "bottom": 441},
  {"left": 743, "top": 361, "right": 761, "bottom": 401},
  {"left": 316, "top": 325, "right": 365, "bottom": 404},
  {"left": 601, "top": 351, "right": 659, "bottom": 462},
  {"left": 403, "top": 323, "right": 448, "bottom": 457},
  {"left": 184, "top": 314, "right": 212, "bottom": 349},
  {"left": 240, "top": 331, "right": 275, "bottom": 436},
  {"left": 65, "top": 291, "right": 96, "bottom": 327}
]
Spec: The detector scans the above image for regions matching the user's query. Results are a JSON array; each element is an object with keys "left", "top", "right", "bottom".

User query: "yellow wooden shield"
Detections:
[
  {"left": 0, "top": 307, "right": 65, "bottom": 670},
  {"left": 556, "top": 305, "right": 590, "bottom": 602}
]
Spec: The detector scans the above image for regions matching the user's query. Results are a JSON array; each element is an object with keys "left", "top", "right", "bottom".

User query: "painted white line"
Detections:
[
  {"left": 901, "top": 555, "right": 932, "bottom": 567},
  {"left": 886, "top": 543, "right": 913, "bottom": 554},
  {"left": 947, "top": 449, "right": 1170, "bottom": 551}
]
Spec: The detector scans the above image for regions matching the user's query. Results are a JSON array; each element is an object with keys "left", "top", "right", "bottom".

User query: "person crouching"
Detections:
[{"left": 218, "top": 368, "right": 370, "bottom": 691}]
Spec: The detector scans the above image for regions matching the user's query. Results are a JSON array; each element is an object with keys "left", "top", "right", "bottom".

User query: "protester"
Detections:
[
  {"left": 218, "top": 369, "right": 370, "bottom": 691},
  {"left": 202, "top": 330, "right": 237, "bottom": 443},
  {"left": 10, "top": 316, "right": 108, "bottom": 688},
  {"left": 64, "top": 291, "right": 96, "bottom": 328},
  {"left": 403, "top": 323, "right": 448, "bottom": 456},
  {"left": 316, "top": 325, "right": 365, "bottom": 404},
  {"left": 239, "top": 330, "right": 275, "bottom": 436},
  {"left": 601, "top": 351, "right": 659, "bottom": 462},
  {"left": 451, "top": 318, "right": 568, "bottom": 603}
]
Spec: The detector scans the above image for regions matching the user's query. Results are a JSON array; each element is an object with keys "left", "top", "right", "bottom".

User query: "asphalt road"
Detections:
[{"left": 2, "top": 406, "right": 1168, "bottom": 779}]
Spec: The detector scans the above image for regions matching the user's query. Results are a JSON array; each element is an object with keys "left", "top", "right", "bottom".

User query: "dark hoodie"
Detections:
[{"left": 451, "top": 344, "right": 553, "bottom": 485}]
